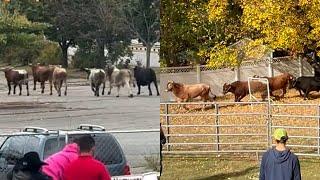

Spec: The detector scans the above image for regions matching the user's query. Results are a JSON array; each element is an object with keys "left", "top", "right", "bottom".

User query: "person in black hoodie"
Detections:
[
  {"left": 259, "top": 128, "right": 301, "bottom": 180},
  {"left": 7, "top": 151, "right": 52, "bottom": 180}
]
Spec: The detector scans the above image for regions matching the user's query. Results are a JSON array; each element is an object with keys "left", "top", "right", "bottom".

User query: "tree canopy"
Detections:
[{"left": 161, "top": 0, "right": 320, "bottom": 67}]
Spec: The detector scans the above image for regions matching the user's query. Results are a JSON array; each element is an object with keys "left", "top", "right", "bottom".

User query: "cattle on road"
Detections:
[
  {"left": 2, "top": 67, "right": 29, "bottom": 96},
  {"left": 133, "top": 66, "right": 160, "bottom": 96},
  {"left": 51, "top": 65, "right": 68, "bottom": 96},
  {"left": 106, "top": 65, "right": 134, "bottom": 98},
  {"left": 84, "top": 68, "right": 106, "bottom": 97},
  {"left": 30, "top": 64, "right": 54, "bottom": 95}
]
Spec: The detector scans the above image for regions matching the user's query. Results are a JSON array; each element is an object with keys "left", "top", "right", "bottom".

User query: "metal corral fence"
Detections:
[{"left": 160, "top": 102, "right": 320, "bottom": 157}]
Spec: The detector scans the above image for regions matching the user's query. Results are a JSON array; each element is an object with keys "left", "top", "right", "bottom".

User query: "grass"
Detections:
[
  {"left": 161, "top": 155, "right": 320, "bottom": 180},
  {"left": 144, "top": 154, "right": 160, "bottom": 172}
]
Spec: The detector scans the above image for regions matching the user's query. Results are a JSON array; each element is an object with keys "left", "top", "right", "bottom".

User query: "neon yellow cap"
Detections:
[{"left": 273, "top": 128, "right": 288, "bottom": 140}]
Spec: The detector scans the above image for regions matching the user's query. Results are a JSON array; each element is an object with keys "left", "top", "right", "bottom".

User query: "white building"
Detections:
[{"left": 68, "top": 39, "right": 160, "bottom": 67}]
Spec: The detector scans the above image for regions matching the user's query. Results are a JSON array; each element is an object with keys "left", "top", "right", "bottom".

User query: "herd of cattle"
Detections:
[
  {"left": 0, "top": 64, "right": 160, "bottom": 97},
  {"left": 166, "top": 60, "right": 320, "bottom": 107}
]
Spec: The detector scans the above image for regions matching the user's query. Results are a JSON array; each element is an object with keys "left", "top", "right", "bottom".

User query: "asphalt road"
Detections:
[{"left": 0, "top": 74, "right": 160, "bottom": 174}]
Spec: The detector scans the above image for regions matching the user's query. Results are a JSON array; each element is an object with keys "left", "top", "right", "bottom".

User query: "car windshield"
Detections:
[{"left": 0, "top": 135, "right": 40, "bottom": 165}]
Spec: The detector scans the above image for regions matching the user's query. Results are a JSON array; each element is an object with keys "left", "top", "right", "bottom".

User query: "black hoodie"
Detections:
[{"left": 260, "top": 148, "right": 301, "bottom": 180}]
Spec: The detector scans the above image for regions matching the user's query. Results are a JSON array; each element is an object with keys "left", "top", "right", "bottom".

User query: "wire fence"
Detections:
[{"left": 160, "top": 102, "right": 320, "bottom": 157}]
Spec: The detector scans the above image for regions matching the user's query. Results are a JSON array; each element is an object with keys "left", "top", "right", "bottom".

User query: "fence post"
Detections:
[
  {"left": 165, "top": 103, "right": 171, "bottom": 151},
  {"left": 215, "top": 103, "right": 220, "bottom": 152},
  {"left": 268, "top": 57, "right": 274, "bottom": 77},
  {"left": 318, "top": 106, "right": 320, "bottom": 155},
  {"left": 234, "top": 65, "right": 240, "bottom": 81},
  {"left": 196, "top": 65, "right": 201, "bottom": 83},
  {"left": 298, "top": 55, "right": 303, "bottom": 77},
  {"left": 267, "top": 103, "right": 272, "bottom": 149}
]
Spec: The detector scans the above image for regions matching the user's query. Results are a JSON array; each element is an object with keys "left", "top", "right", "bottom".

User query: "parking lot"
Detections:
[{"left": 0, "top": 73, "right": 160, "bottom": 173}]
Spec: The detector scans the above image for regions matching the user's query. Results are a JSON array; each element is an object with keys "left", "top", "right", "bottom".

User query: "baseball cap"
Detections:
[{"left": 273, "top": 128, "right": 288, "bottom": 141}]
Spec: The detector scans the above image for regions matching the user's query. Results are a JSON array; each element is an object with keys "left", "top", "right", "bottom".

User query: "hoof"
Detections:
[
  {"left": 149, "top": 94, "right": 152, "bottom": 96},
  {"left": 129, "top": 94, "right": 133, "bottom": 98},
  {"left": 58, "top": 94, "right": 61, "bottom": 97},
  {"left": 33, "top": 88, "right": 36, "bottom": 91},
  {"left": 116, "top": 95, "right": 119, "bottom": 98},
  {"left": 27, "top": 93, "right": 30, "bottom": 96},
  {"left": 19, "top": 94, "right": 21, "bottom": 96},
  {"left": 157, "top": 93, "right": 160, "bottom": 96},
  {"left": 64, "top": 92, "right": 67, "bottom": 96},
  {"left": 108, "top": 92, "right": 111, "bottom": 95},
  {"left": 102, "top": 92, "right": 104, "bottom": 95}
]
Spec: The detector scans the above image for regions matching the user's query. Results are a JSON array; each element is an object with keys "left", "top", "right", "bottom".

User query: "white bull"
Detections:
[
  {"left": 106, "top": 65, "right": 135, "bottom": 98},
  {"left": 84, "top": 68, "right": 106, "bottom": 97}
]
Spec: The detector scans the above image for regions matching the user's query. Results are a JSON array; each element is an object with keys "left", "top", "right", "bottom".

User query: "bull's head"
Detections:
[
  {"left": 165, "top": 81, "right": 174, "bottom": 92},
  {"left": 288, "top": 77, "right": 297, "bottom": 89},
  {"left": 84, "top": 68, "right": 91, "bottom": 80},
  {"left": 223, "top": 83, "right": 232, "bottom": 95}
]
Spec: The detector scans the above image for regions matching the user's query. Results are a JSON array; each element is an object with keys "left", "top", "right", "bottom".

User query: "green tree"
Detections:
[{"left": 122, "top": 0, "right": 160, "bottom": 68}]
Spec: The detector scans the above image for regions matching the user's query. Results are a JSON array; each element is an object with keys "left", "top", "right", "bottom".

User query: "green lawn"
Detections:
[{"left": 161, "top": 155, "right": 320, "bottom": 180}]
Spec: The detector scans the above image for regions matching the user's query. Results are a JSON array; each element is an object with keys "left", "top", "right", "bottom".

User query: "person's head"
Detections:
[
  {"left": 20, "top": 151, "right": 47, "bottom": 172},
  {"left": 273, "top": 128, "right": 289, "bottom": 145},
  {"left": 77, "top": 135, "right": 96, "bottom": 155}
]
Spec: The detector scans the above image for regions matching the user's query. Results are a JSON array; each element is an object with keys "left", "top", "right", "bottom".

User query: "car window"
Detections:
[
  {"left": 0, "top": 136, "right": 40, "bottom": 164},
  {"left": 67, "top": 134, "right": 124, "bottom": 165},
  {"left": 94, "top": 134, "right": 124, "bottom": 165},
  {"left": 23, "top": 136, "right": 41, "bottom": 154},
  {"left": 43, "top": 137, "right": 66, "bottom": 160}
]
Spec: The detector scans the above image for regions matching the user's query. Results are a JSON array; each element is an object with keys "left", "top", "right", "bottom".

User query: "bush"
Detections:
[
  {"left": 73, "top": 49, "right": 101, "bottom": 69},
  {"left": 35, "top": 41, "right": 62, "bottom": 65}
]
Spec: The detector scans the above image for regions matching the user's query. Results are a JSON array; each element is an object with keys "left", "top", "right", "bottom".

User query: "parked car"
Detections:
[{"left": 0, "top": 124, "right": 131, "bottom": 178}]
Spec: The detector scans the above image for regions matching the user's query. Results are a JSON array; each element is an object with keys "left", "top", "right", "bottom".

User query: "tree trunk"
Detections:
[
  {"left": 146, "top": 44, "right": 151, "bottom": 68},
  {"left": 97, "top": 40, "right": 105, "bottom": 68},
  {"left": 59, "top": 41, "right": 69, "bottom": 68}
]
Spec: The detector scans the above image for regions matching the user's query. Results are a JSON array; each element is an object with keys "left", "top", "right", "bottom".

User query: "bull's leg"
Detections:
[
  {"left": 64, "top": 80, "right": 67, "bottom": 96},
  {"left": 7, "top": 81, "right": 11, "bottom": 95},
  {"left": 26, "top": 82, "right": 29, "bottom": 96},
  {"left": 19, "top": 84, "right": 22, "bottom": 96},
  {"left": 41, "top": 82, "right": 45, "bottom": 94},
  {"left": 102, "top": 82, "right": 105, "bottom": 95},
  {"left": 148, "top": 84, "right": 152, "bottom": 96},
  {"left": 116, "top": 86, "right": 120, "bottom": 97},
  {"left": 126, "top": 81, "right": 133, "bottom": 98},
  {"left": 91, "top": 82, "right": 95, "bottom": 94},
  {"left": 137, "top": 84, "right": 141, "bottom": 95},
  {"left": 298, "top": 89, "right": 303, "bottom": 97},
  {"left": 281, "top": 87, "right": 287, "bottom": 98},
  {"left": 95, "top": 84, "right": 100, "bottom": 97},
  {"left": 13, "top": 84, "right": 17, "bottom": 95},
  {"left": 154, "top": 80, "right": 160, "bottom": 96},
  {"left": 234, "top": 95, "right": 239, "bottom": 102},
  {"left": 303, "top": 90, "right": 310, "bottom": 100},
  {"left": 58, "top": 80, "right": 63, "bottom": 96},
  {"left": 49, "top": 80, "right": 53, "bottom": 95},
  {"left": 33, "top": 79, "right": 36, "bottom": 91},
  {"left": 108, "top": 83, "right": 112, "bottom": 95}
]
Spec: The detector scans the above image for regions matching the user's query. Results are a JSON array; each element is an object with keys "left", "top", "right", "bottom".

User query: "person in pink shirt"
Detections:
[{"left": 42, "top": 140, "right": 79, "bottom": 180}]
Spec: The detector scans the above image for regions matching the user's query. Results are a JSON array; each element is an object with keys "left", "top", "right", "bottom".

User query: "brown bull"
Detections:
[
  {"left": 223, "top": 81, "right": 267, "bottom": 102},
  {"left": 30, "top": 64, "right": 54, "bottom": 95},
  {"left": 50, "top": 65, "right": 67, "bottom": 96},
  {"left": 165, "top": 81, "right": 216, "bottom": 110},
  {"left": 253, "top": 73, "right": 294, "bottom": 98}
]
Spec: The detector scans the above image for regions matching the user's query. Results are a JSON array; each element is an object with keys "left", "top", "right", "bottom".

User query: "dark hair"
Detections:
[
  {"left": 276, "top": 136, "right": 288, "bottom": 144},
  {"left": 77, "top": 135, "right": 95, "bottom": 153}
]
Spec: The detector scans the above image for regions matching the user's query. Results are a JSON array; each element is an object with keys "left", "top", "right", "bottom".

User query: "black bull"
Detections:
[{"left": 133, "top": 66, "right": 160, "bottom": 96}]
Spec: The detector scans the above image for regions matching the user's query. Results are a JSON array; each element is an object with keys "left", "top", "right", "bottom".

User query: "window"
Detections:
[
  {"left": 93, "top": 134, "right": 123, "bottom": 165},
  {"left": 43, "top": 137, "right": 66, "bottom": 159}
]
